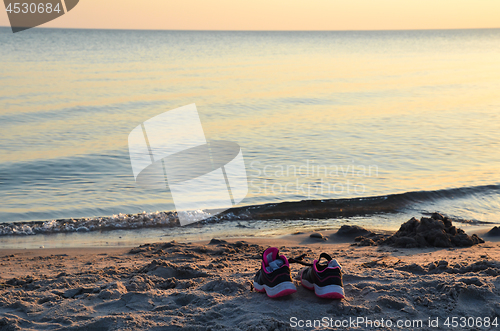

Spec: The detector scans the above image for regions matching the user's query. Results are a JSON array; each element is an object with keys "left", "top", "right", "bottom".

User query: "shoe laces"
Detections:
[
  {"left": 289, "top": 253, "right": 342, "bottom": 270},
  {"left": 288, "top": 254, "right": 313, "bottom": 266}
]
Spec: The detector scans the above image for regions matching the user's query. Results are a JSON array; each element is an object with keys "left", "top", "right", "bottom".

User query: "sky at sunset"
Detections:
[{"left": 0, "top": 0, "right": 499, "bottom": 31}]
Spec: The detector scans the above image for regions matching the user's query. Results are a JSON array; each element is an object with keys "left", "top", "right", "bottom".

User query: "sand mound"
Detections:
[
  {"left": 354, "top": 213, "right": 484, "bottom": 248},
  {"left": 336, "top": 225, "right": 374, "bottom": 237},
  {"left": 487, "top": 226, "right": 500, "bottom": 236},
  {"left": 382, "top": 214, "right": 484, "bottom": 248}
]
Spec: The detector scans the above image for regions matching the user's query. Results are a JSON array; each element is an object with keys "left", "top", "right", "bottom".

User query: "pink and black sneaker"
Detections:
[
  {"left": 299, "top": 253, "right": 344, "bottom": 299},
  {"left": 253, "top": 247, "right": 297, "bottom": 298}
]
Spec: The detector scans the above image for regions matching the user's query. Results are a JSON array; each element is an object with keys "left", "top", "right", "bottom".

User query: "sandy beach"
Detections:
[{"left": 1, "top": 219, "right": 500, "bottom": 331}]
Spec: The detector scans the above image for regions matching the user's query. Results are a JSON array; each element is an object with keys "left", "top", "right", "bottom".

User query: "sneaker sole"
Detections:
[
  {"left": 300, "top": 269, "right": 315, "bottom": 290},
  {"left": 253, "top": 281, "right": 297, "bottom": 298},
  {"left": 300, "top": 269, "right": 345, "bottom": 299}
]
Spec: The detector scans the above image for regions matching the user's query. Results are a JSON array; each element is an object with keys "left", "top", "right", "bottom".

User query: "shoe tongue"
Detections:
[
  {"left": 327, "top": 259, "right": 341, "bottom": 269},
  {"left": 263, "top": 247, "right": 279, "bottom": 266},
  {"left": 317, "top": 258, "right": 341, "bottom": 269},
  {"left": 266, "top": 259, "right": 284, "bottom": 272}
]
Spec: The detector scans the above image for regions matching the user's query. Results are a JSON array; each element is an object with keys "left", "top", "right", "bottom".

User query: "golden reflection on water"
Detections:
[{"left": 1, "top": 30, "right": 499, "bottom": 223}]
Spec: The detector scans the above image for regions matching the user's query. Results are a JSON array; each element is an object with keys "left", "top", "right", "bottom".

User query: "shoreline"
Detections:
[
  {"left": 2, "top": 184, "right": 498, "bottom": 237},
  {"left": 0, "top": 220, "right": 497, "bottom": 250},
  {"left": 0, "top": 227, "right": 498, "bottom": 255}
]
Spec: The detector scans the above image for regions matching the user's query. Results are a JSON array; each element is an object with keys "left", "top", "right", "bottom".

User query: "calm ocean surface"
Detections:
[{"left": 1, "top": 27, "right": 499, "bottom": 246}]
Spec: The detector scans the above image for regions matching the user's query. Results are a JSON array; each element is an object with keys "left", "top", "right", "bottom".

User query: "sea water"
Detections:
[{"left": 1, "top": 28, "right": 499, "bottom": 247}]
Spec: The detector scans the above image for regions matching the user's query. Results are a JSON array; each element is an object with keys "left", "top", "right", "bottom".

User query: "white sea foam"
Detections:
[{"left": 0, "top": 211, "right": 183, "bottom": 236}]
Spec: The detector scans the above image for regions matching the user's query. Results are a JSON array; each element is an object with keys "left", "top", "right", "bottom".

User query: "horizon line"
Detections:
[{"left": 1, "top": 26, "right": 499, "bottom": 33}]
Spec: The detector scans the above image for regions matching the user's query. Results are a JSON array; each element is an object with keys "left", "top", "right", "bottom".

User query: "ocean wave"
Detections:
[
  {"left": 0, "top": 211, "right": 180, "bottom": 236},
  {"left": 1, "top": 184, "right": 498, "bottom": 236},
  {"left": 220, "top": 184, "right": 500, "bottom": 221}
]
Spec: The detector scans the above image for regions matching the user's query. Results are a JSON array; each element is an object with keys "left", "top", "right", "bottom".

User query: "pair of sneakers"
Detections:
[{"left": 253, "top": 247, "right": 344, "bottom": 299}]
